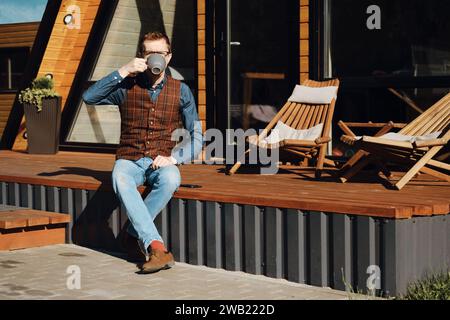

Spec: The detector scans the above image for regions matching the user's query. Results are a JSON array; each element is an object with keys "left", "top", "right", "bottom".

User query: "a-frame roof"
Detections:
[{"left": 1, "top": 0, "right": 115, "bottom": 152}]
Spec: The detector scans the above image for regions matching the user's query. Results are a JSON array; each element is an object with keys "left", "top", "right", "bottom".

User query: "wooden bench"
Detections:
[{"left": 0, "top": 205, "right": 70, "bottom": 251}]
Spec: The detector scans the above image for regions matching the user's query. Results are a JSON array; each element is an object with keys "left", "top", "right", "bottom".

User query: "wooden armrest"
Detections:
[
  {"left": 281, "top": 139, "right": 317, "bottom": 147},
  {"left": 314, "top": 136, "right": 331, "bottom": 145},
  {"left": 337, "top": 121, "right": 356, "bottom": 137},
  {"left": 282, "top": 137, "right": 331, "bottom": 147},
  {"left": 340, "top": 121, "right": 406, "bottom": 129},
  {"left": 413, "top": 138, "right": 449, "bottom": 149},
  {"left": 361, "top": 136, "right": 414, "bottom": 149},
  {"left": 338, "top": 121, "right": 397, "bottom": 138}
]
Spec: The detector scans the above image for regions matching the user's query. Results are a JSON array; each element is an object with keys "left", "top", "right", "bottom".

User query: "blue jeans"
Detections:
[{"left": 111, "top": 157, "right": 181, "bottom": 253}]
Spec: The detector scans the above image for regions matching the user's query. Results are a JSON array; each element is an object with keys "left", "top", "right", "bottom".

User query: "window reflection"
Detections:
[
  {"left": 325, "top": 0, "right": 450, "bottom": 78},
  {"left": 0, "top": 48, "right": 28, "bottom": 91}
]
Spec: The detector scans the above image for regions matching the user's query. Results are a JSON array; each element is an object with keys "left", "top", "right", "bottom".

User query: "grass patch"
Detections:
[{"left": 401, "top": 271, "right": 450, "bottom": 300}]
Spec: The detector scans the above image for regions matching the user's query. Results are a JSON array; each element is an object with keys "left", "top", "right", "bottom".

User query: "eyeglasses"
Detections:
[{"left": 144, "top": 51, "right": 171, "bottom": 57}]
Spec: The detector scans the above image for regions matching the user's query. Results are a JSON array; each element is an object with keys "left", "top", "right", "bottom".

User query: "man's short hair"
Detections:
[{"left": 137, "top": 32, "right": 171, "bottom": 58}]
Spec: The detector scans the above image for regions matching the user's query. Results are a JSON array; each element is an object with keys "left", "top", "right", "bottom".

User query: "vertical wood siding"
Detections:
[
  {"left": 0, "top": 22, "right": 40, "bottom": 138},
  {"left": 197, "top": 0, "right": 206, "bottom": 132},
  {"left": 300, "top": 0, "right": 309, "bottom": 83}
]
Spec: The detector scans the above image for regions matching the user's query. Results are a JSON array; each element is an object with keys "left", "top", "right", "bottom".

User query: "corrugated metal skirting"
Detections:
[{"left": 1, "top": 181, "right": 449, "bottom": 297}]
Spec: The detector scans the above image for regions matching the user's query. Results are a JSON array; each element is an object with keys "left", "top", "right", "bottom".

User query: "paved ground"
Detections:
[{"left": 0, "top": 244, "right": 358, "bottom": 300}]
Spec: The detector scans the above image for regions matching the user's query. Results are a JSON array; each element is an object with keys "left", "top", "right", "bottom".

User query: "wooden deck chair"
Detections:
[
  {"left": 339, "top": 92, "right": 450, "bottom": 190},
  {"left": 227, "top": 79, "right": 340, "bottom": 178}
]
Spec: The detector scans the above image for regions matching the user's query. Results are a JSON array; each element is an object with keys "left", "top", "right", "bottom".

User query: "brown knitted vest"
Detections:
[{"left": 116, "top": 75, "right": 182, "bottom": 161}]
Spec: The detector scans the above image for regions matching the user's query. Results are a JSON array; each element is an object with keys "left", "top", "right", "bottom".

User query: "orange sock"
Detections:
[{"left": 150, "top": 240, "right": 167, "bottom": 252}]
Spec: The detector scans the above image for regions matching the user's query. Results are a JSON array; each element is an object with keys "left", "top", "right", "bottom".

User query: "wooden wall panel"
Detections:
[
  {"left": 12, "top": 0, "right": 101, "bottom": 151},
  {"left": 300, "top": 0, "right": 309, "bottom": 83},
  {"left": 0, "top": 94, "right": 16, "bottom": 137},
  {"left": 197, "top": 0, "right": 206, "bottom": 132},
  {"left": 0, "top": 22, "right": 40, "bottom": 49}
]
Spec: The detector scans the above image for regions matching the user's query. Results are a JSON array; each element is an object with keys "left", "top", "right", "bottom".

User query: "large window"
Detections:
[
  {"left": 324, "top": 0, "right": 450, "bottom": 79},
  {"left": 0, "top": 48, "right": 28, "bottom": 91}
]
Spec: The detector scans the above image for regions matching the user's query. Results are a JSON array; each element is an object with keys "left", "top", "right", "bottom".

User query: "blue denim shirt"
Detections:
[{"left": 82, "top": 70, "right": 203, "bottom": 164}]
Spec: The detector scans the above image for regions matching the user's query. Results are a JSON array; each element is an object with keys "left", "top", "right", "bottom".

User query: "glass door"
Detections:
[{"left": 214, "top": 0, "right": 299, "bottom": 134}]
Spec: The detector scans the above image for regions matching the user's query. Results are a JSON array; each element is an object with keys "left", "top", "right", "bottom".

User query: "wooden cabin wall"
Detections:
[
  {"left": 0, "top": 22, "right": 39, "bottom": 139},
  {"left": 8, "top": 0, "right": 308, "bottom": 149},
  {"left": 197, "top": 0, "right": 206, "bottom": 132},
  {"left": 0, "top": 22, "right": 40, "bottom": 49},
  {"left": 12, "top": 0, "right": 199, "bottom": 150},
  {"left": 300, "top": 0, "right": 310, "bottom": 83},
  {"left": 0, "top": 94, "right": 16, "bottom": 138},
  {"left": 12, "top": 0, "right": 102, "bottom": 151}
]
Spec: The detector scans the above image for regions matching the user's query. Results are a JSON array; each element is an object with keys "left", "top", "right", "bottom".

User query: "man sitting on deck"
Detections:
[{"left": 82, "top": 32, "right": 203, "bottom": 273}]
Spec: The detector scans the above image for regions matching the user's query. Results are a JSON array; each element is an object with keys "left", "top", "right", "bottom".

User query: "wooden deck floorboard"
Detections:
[{"left": 0, "top": 150, "right": 448, "bottom": 219}]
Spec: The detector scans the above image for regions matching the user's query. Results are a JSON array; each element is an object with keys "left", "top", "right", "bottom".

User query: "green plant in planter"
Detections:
[{"left": 19, "top": 77, "right": 60, "bottom": 112}]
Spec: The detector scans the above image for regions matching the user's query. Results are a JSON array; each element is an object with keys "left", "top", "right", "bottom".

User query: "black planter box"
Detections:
[{"left": 23, "top": 96, "right": 62, "bottom": 154}]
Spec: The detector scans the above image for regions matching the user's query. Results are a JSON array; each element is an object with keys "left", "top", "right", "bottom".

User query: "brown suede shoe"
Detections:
[
  {"left": 124, "top": 233, "right": 147, "bottom": 263},
  {"left": 140, "top": 249, "right": 175, "bottom": 274}
]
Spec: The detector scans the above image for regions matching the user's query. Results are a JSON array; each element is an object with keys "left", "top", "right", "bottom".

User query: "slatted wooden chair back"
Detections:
[
  {"left": 260, "top": 79, "right": 340, "bottom": 141},
  {"left": 400, "top": 92, "right": 450, "bottom": 137}
]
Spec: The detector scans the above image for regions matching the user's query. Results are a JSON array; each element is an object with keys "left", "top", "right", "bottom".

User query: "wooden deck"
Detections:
[{"left": 0, "top": 150, "right": 448, "bottom": 219}]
